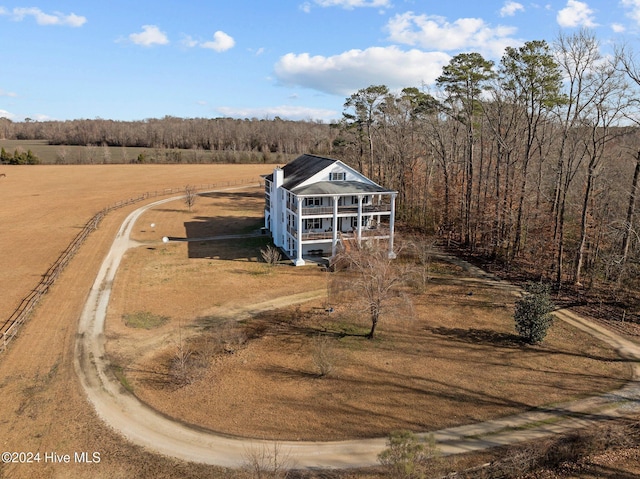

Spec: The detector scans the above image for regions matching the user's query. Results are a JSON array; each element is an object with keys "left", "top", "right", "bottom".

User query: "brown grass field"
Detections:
[
  {"left": 105, "top": 190, "right": 630, "bottom": 442},
  {"left": 0, "top": 164, "right": 636, "bottom": 478}
]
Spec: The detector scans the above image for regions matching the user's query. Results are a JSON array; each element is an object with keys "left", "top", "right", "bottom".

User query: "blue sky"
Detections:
[{"left": 1, "top": 0, "right": 639, "bottom": 122}]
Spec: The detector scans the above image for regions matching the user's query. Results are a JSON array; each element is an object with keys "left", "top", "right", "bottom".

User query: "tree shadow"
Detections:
[
  {"left": 198, "top": 190, "right": 265, "bottom": 211},
  {"left": 262, "top": 364, "right": 321, "bottom": 380},
  {"left": 425, "top": 324, "right": 629, "bottom": 363},
  {"left": 176, "top": 215, "right": 267, "bottom": 260},
  {"left": 185, "top": 215, "right": 263, "bottom": 239},
  {"left": 425, "top": 325, "right": 524, "bottom": 348}
]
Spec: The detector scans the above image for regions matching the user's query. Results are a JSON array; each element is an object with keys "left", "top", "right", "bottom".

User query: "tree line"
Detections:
[
  {"left": 331, "top": 29, "right": 640, "bottom": 294},
  {"left": 3, "top": 28, "right": 640, "bottom": 294},
  {"left": 0, "top": 116, "right": 337, "bottom": 157}
]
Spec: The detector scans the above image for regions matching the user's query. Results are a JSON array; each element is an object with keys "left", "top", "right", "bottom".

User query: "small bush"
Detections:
[
  {"left": 242, "top": 442, "right": 292, "bottom": 479},
  {"left": 378, "top": 430, "right": 439, "bottom": 479},
  {"left": 310, "top": 334, "right": 335, "bottom": 377},
  {"left": 514, "top": 282, "right": 555, "bottom": 344},
  {"left": 260, "top": 244, "right": 282, "bottom": 266}
]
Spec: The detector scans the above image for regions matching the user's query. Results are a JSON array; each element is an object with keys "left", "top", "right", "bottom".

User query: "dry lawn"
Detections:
[
  {"left": 0, "top": 164, "right": 270, "bottom": 323},
  {"left": 0, "top": 164, "right": 273, "bottom": 479},
  {"left": 0, "top": 164, "right": 634, "bottom": 479},
  {"left": 105, "top": 190, "right": 630, "bottom": 441}
]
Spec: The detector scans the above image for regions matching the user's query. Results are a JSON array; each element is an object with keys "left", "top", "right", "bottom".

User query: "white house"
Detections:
[{"left": 264, "top": 154, "right": 397, "bottom": 266}]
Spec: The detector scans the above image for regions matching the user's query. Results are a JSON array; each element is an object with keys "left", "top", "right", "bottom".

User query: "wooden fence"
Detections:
[{"left": 0, "top": 177, "right": 262, "bottom": 354}]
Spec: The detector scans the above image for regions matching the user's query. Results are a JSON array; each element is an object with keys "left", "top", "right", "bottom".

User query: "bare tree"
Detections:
[
  {"left": 242, "top": 442, "right": 292, "bottom": 479},
  {"left": 334, "top": 241, "right": 410, "bottom": 339},
  {"left": 621, "top": 151, "right": 640, "bottom": 268},
  {"left": 573, "top": 60, "right": 628, "bottom": 285},
  {"left": 615, "top": 46, "right": 640, "bottom": 268},
  {"left": 184, "top": 184, "right": 198, "bottom": 211},
  {"left": 552, "top": 28, "right": 603, "bottom": 286}
]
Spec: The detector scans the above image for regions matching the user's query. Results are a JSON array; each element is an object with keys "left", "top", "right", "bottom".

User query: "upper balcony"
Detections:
[{"left": 300, "top": 203, "right": 392, "bottom": 216}]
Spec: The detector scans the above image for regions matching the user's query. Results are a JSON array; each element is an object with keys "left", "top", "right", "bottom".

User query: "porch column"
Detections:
[
  {"left": 331, "top": 195, "right": 339, "bottom": 257},
  {"left": 357, "top": 195, "right": 363, "bottom": 245},
  {"left": 388, "top": 193, "right": 397, "bottom": 259},
  {"left": 295, "top": 196, "right": 305, "bottom": 266}
]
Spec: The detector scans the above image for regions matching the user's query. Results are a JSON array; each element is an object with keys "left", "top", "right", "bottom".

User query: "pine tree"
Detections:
[{"left": 514, "top": 283, "right": 555, "bottom": 344}]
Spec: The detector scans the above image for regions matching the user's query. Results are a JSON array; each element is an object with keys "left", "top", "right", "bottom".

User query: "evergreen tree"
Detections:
[{"left": 514, "top": 282, "right": 555, "bottom": 344}]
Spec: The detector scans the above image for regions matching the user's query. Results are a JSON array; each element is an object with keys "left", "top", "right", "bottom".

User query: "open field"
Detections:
[
  {"left": 0, "top": 164, "right": 637, "bottom": 478},
  {"left": 0, "top": 164, "right": 272, "bottom": 325},
  {"left": 0, "top": 164, "right": 277, "bottom": 479}
]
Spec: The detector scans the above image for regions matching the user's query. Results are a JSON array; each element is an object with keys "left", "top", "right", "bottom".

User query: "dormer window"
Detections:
[{"left": 329, "top": 172, "right": 345, "bottom": 181}]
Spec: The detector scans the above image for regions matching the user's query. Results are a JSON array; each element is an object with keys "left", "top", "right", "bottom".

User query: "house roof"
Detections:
[
  {"left": 264, "top": 154, "right": 337, "bottom": 191},
  {"left": 292, "top": 180, "right": 393, "bottom": 196}
]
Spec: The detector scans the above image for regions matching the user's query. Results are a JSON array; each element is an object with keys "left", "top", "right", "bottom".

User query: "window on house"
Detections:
[
  {"left": 304, "top": 197, "right": 322, "bottom": 207},
  {"left": 305, "top": 218, "right": 322, "bottom": 230},
  {"left": 330, "top": 172, "right": 345, "bottom": 181}
]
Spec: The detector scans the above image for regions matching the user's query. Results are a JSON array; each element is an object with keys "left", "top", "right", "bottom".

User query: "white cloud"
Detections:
[
  {"left": 0, "top": 89, "right": 17, "bottom": 98},
  {"left": 313, "top": 0, "right": 391, "bottom": 8},
  {"left": 556, "top": 0, "right": 596, "bottom": 28},
  {"left": 500, "top": 1, "right": 525, "bottom": 17},
  {"left": 129, "top": 25, "right": 169, "bottom": 47},
  {"left": 274, "top": 46, "right": 451, "bottom": 96},
  {"left": 0, "top": 109, "right": 16, "bottom": 120},
  {"left": 216, "top": 105, "right": 338, "bottom": 121},
  {"left": 181, "top": 35, "right": 198, "bottom": 48},
  {"left": 386, "top": 12, "right": 520, "bottom": 57},
  {"left": 622, "top": 0, "right": 640, "bottom": 25},
  {"left": 184, "top": 31, "right": 236, "bottom": 52},
  {"left": 612, "top": 22, "right": 626, "bottom": 33},
  {"left": 201, "top": 31, "right": 235, "bottom": 52},
  {"left": 31, "top": 113, "right": 54, "bottom": 121},
  {"left": 1, "top": 7, "right": 86, "bottom": 27}
]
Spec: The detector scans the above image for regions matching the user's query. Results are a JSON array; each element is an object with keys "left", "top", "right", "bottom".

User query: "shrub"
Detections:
[
  {"left": 310, "top": 334, "right": 335, "bottom": 377},
  {"left": 260, "top": 244, "right": 281, "bottom": 266},
  {"left": 514, "top": 282, "right": 555, "bottom": 344},
  {"left": 242, "top": 442, "right": 291, "bottom": 479},
  {"left": 378, "top": 430, "right": 439, "bottom": 479}
]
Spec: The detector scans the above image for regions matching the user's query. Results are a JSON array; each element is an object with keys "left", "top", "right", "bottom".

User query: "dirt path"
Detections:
[{"left": 74, "top": 197, "right": 640, "bottom": 469}]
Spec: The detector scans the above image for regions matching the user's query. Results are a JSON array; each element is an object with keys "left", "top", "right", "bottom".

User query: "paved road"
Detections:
[{"left": 74, "top": 192, "right": 640, "bottom": 470}]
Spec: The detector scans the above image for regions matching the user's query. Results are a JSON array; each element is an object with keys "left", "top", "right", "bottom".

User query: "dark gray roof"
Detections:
[
  {"left": 264, "top": 154, "right": 337, "bottom": 190},
  {"left": 292, "top": 181, "right": 393, "bottom": 196}
]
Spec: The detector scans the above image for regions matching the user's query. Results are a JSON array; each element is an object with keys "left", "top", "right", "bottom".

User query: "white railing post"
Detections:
[
  {"left": 388, "top": 193, "right": 397, "bottom": 259},
  {"left": 332, "top": 195, "right": 339, "bottom": 257},
  {"left": 357, "top": 196, "right": 363, "bottom": 246}
]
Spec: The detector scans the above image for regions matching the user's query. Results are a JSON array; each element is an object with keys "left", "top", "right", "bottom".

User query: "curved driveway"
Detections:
[{"left": 74, "top": 191, "right": 640, "bottom": 470}]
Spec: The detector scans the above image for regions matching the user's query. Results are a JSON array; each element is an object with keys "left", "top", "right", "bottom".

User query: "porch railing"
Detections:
[
  {"left": 300, "top": 204, "right": 392, "bottom": 216},
  {"left": 298, "top": 228, "right": 390, "bottom": 241}
]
